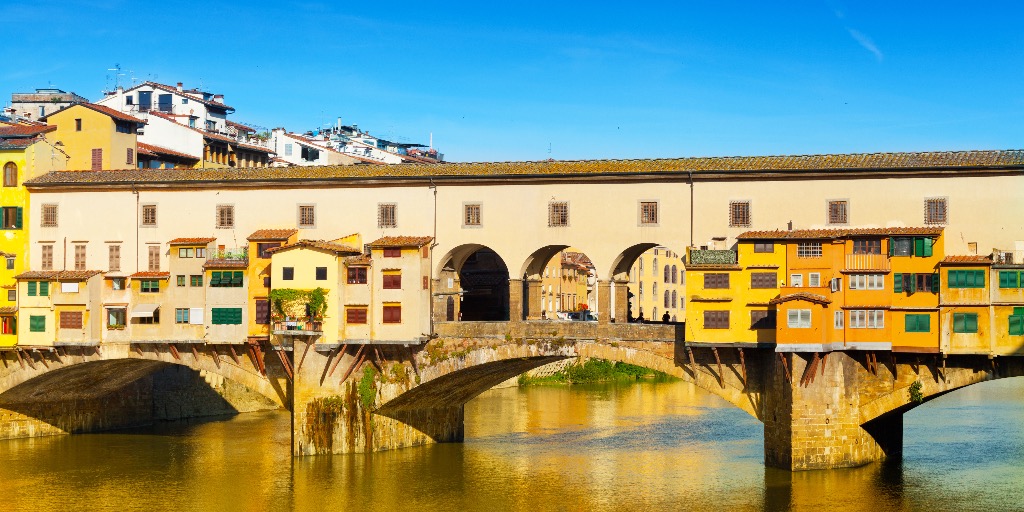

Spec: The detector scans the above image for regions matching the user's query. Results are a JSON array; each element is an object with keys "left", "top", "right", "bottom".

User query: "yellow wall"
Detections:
[
  {"left": 941, "top": 305, "right": 990, "bottom": 354},
  {"left": 17, "top": 279, "right": 54, "bottom": 346},
  {"left": 46, "top": 105, "right": 137, "bottom": 170},
  {"left": 270, "top": 248, "right": 339, "bottom": 344},
  {"left": 628, "top": 246, "right": 685, "bottom": 321}
]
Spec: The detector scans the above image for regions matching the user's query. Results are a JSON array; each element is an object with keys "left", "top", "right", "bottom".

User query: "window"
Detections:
[
  {"left": 75, "top": 118, "right": 82, "bottom": 131},
  {"left": 703, "top": 310, "right": 729, "bottom": 329},
  {"left": 464, "top": 203, "right": 482, "bottom": 226},
  {"left": 142, "top": 204, "right": 157, "bottom": 226},
  {"left": 382, "top": 272, "right": 402, "bottom": 289},
  {"left": 284, "top": 143, "right": 293, "bottom": 156},
  {"left": 348, "top": 267, "right": 367, "bottom": 284},
  {"left": 1010, "top": 308, "right": 1024, "bottom": 336},
  {"left": 2, "top": 162, "right": 16, "bottom": 187},
  {"left": 750, "top": 272, "right": 777, "bottom": 289},
  {"left": 703, "top": 273, "right": 729, "bottom": 289},
  {"left": 889, "top": 236, "right": 932, "bottom": 257},
  {"left": 953, "top": 313, "right": 978, "bottom": 333},
  {"left": 664, "top": 290, "right": 670, "bottom": 309},
  {"left": 548, "top": 201, "right": 569, "bottom": 227},
  {"left": 849, "top": 274, "right": 885, "bottom": 290},
  {"left": 998, "top": 271, "right": 1021, "bottom": 289},
  {"left": 753, "top": 242, "right": 774, "bottom": 253},
  {"left": 209, "top": 271, "right": 243, "bottom": 287},
  {"left": 750, "top": 310, "right": 776, "bottom": 329},
  {"left": 107, "top": 308, "right": 126, "bottom": 328},
  {"left": 905, "top": 314, "right": 930, "bottom": 333},
  {"left": 111, "top": 278, "right": 125, "bottom": 290},
  {"left": 849, "top": 310, "right": 885, "bottom": 329},
  {"left": 211, "top": 307, "right": 242, "bottom": 325},
  {"left": 40, "top": 282, "right": 50, "bottom": 296},
  {"left": 1, "top": 206, "right": 23, "bottom": 229},
  {"left": 383, "top": 247, "right": 401, "bottom": 258},
  {"left": 924, "top": 197, "right": 947, "bottom": 225},
  {"left": 1, "top": 316, "right": 15, "bottom": 334},
  {"left": 797, "top": 243, "right": 822, "bottom": 258},
  {"left": 176, "top": 275, "right": 186, "bottom": 287},
  {"left": 126, "top": 148, "right": 134, "bottom": 165},
  {"left": 148, "top": 246, "right": 160, "bottom": 271},
  {"left": 27, "top": 281, "right": 49, "bottom": 297},
  {"left": 178, "top": 248, "right": 194, "bottom": 258},
  {"left": 834, "top": 310, "right": 844, "bottom": 329},
  {"left": 73, "top": 244, "right": 86, "bottom": 270},
  {"left": 190, "top": 275, "right": 203, "bottom": 287},
  {"left": 729, "top": 201, "right": 750, "bottom": 227},
  {"left": 640, "top": 201, "right": 659, "bottom": 225},
  {"left": 383, "top": 304, "right": 402, "bottom": 323},
  {"left": 6, "top": 290, "right": 14, "bottom": 301},
  {"left": 830, "top": 277, "right": 842, "bottom": 292},
  {"left": 91, "top": 148, "right": 102, "bottom": 170},
  {"left": 29, "top": 315, "right": 45, "bottom": 333},
  {"left": 790, "top": 274, "right": 803, "bottom": 287},
  {"left": 378, "top": 203, "right": 397, "bottom": 228},
  {"left": 256, "top": 243, "right": 280, "bottom": 259},
  {"left": 216, "top": 205, "right": 234, "bottom": 228},
  {"left": 255, "top": 299, "right": 270, "bottom": 324},
  {"left": 60, "top": 282, "right": 79, "bottom": 294},
  {"left": 108, "top": 245, "right": 120, "bottom": 271},
  {"left": 282, "top": 267, "right": 294, "bottom": 280},
  {"left": 827, "top": 200, "right": 848, "bottom": 225},
  {"left": 808, "top": 272, "right": 821, "bottom": 288},
  {"left": 948, "top": 270, "right": 985, "bottom": 289},
  {"left": 315, "top": 267, "right": 327, "bottom": 280},
  {"left": 140, "top": 280, "right": 160, "bottom": 293},
  {"left": 664, "top": 265, "right": 670, "bottom": 283},
  {"left": 347, "top": 307, "right": 368, "bottom": 324},
  {"left": 788, "top": 309, "right": 812, "bottom": 328},
  {"left": 672, "top": 265, "right": 678, "bottom": 284},
  {"left": 894, "top": 273, "right": 937, "bottom": 293},
  {"left": 175, "top": 308, "right": 190, "bottom": 324},
  {"left": 4, "top": 256, "right": 11, "bottom": 270},
  {"left": 853, "top": 240, "right": 881, "bottom": 254},
  {"left": 298, "top": 204, "right": 316, "bottom": 228},
  {"left": 58, "top": 311, "right": 83, "bottom": 329}
]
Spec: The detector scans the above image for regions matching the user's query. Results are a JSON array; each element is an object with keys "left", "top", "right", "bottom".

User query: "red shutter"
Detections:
[
  {"left": 91, "top": 149, "right": 103, "bottom": 170},
  {"left": 255, "top": 299, "right": 270, "bottom": 324}
]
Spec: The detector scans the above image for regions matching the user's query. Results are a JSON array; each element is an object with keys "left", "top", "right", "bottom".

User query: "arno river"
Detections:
[{"left": 2, "top": 379, "right": 1022, "bottom": 511}]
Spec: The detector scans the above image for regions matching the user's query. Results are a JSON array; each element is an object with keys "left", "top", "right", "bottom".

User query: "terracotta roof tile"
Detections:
[
  {"left": 0, "top": 306, "right": 16, "bottom": 315},
  {"left": 737, "top": 227, "right": 944, "bottom": 240},
  {"left": 168, "top": 237, "right": 216, "bottom": 245},
  {"left": 137, "top": 142, "right": 200, "bottom": 161},
  {"left": 248, "top": 228, "right": 298, "bottom": 241},
  {"left": 369, "top": 236, "right": 433, "bottom": 248},
  {"left": 122, "top": 81, "right": 236, "bottom": 111},
  {"left": 24, "top": 149, "right": 1024, "bottom": 187},
  {"left": 267, "top": 239, "right": 361, "bottom": 256},
  {"left": 129, "top": 271, "right": 170, "bottom": 279},
  {"left": 346, "top": 254, "right": 372, "bottom": 266},
  {"left": 226, "top": 120, "right": 255, "bottom": 132},
  {"left": 204, "top": 258, "right": 248, "bottom": 269},
  {"left": 14, "top": 270, "right": 103, "bottom": 280},
  {"left": 941, "top": 255, "right": 993, "bottom": 265},
  {"left": 0, "top": 138, "right": 41, "bottom": 149},
  {"left": 0, "top": 124, "right": 56, "bottom": 137},
  {"left": 769, "top": 292, "right": 832, "bottom": 305},
  {"left": 41, "top": 103, "right": 146, "bottom": 125}
]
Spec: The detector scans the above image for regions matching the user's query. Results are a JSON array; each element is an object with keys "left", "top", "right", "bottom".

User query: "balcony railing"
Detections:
[
  {"left": 273, "top": 320, "right": 323, "bottom": 334},
  {"left": 688, "top": 249, "right": 737, "bottom": 266},
  {"left": 209, "top": 247, "right": 248, "bottom": 260},
  {"left": 845, "top": 253, "right": 890, "bottom": 271}
]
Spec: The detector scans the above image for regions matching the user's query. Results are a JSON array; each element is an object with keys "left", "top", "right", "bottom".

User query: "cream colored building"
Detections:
[{"left": 628, "top": 246, "right": 686, "bottom": 322}]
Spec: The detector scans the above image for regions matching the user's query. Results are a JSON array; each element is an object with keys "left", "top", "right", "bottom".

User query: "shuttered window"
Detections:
[
  {"left": 548, "top": 201, "right": 569, "bottom": 227},
  {"left": 216, "top": 205, "right": 234, "bottom": 228},
  {"left": 729, "top": 201, "right": 750, "bottom": 227},
  {"left": 109, "top": 245, "right": 120, "bottom": 271},
  {"left": 175, "top": 308, "right": 190, "bottom": 324},
  {"left": 211, "top": 307, "right": 242, "bottom": 325},
  {"left": 29, "top": 315, "right": 45, "bottom": 332},
  {"left": 640, "top": 201, "right": 659, "bottom": 225},
  {"left": 41, "top": 204, "right": 58, "bottom": 227},
  {"left": 41, "top": 244, "right": 53, "bottom": 270},
  {"left": 827, "top": 200, "right": 848, "bottom": 224},
  {"left": 148, "top": 246, "right": 160, "bottom": 271},
  {"left": 998, "top": 271, "right": 1021, "bottom": 289},
  {"left": 703, "top": 273, "right": 730, "bottom": 289},
  {"left": 74, "top": 244, "right": 86, "bottom": 270},
  {"left": 383, "top": 248, "right": 401, "bottom": 258},
  {"left": 948, "top": 270, "right": 985, "bottom": 289},
  {"left": 27, "top": 281, "right": 37, "bottom": 296},
  {"left": 91, "top": 148, "right": 102, "bottom": 170},
  {"left": 141, "top": 204, "right": 157, "bottom": 226},
  {"left": 39, "top": 281, "right": 49, "bottom": 297},
  {"left": 382, "top": 305, "right": 401, "bottom": 323},
  {"left": 750, "top": 310, "right": 776, "bottom": 329},
  {"left": 905, "top": 314, "right": 930, "bottom": 333},
  {"left": 126, "top": 148, "right": 134, "bottom": 165},
  {"left": 952, "top": 313, "right": 978, "bottom": 333},
  {"left": 383, "top": 273, "right": 401, "bottom": 289},
  {"left": 703, "top": 310, "right": 729, "bottom": 329},
  {"left": 255, "top": 299, "right": 270, "bottom": 324},
  {"left": 378, "top": 203, "right": 397, "bottom": 228},
  {"left": 59, "top": 311, "right": 83, "bottom": 329},
  {"left": 750, "top": 272, "right": 777, "bottom": 289},
  {"left": 346, "top": 308, "right": 368, "bottom": 324}
]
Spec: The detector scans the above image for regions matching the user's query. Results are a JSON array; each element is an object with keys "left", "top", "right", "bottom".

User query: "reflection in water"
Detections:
[{"left": 2, "top": 379, "right": 1024, "bottom": 511}]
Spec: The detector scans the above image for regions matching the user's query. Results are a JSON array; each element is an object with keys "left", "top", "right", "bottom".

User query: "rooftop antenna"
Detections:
[
  {"left": 107, "top": 63, "right": 125, "bottom": 90},
  {"left": 548, "top": 142, "right": 552, "bottom": 155}
]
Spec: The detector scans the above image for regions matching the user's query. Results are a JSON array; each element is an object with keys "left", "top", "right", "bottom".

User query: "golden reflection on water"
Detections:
[{"left": 2, "top": 379, "right": 1024, "bottom": 511}]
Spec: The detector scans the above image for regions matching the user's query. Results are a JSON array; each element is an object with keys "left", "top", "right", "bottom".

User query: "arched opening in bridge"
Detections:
[
  {"left": 611, "top": 243, "right": 686, "bottom": 324},
  {"left": 520, "top": 245, "right": 598, "bottom": 321},
  {"left": 0, "top": 358, "right": 281, "bottom": 439},
  {"left": 437, "top": 244, "right": 510, "bottom": 321}
]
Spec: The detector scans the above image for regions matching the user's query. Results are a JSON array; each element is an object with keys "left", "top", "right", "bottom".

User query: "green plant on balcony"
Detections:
[{"left": 270, "top": 287, "right": 328, "bottom": 320}]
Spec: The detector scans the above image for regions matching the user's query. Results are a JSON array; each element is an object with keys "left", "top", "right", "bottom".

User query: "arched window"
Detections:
[
  {"left": 672, "top": 265, "right": 678, "bottom": 284},
  {"left": 639, "top": 282, "right": 643, "bottom": 299},
  {"left": 3, "top": 162, "right": 16, "bottom": 188},
  {"left": 639, "top": 258, "right": 644, "bottom": 272},
  {"left": 653, "top": 257, "right": 658, "bottom": 273},
  {"left": 664, "top": 265, "right": 670, "bottom": 283},
  {"left": 653, "top": 282, "right": 657, "bottom": 296},
  {"left": 664, "top": 290, "right": 670, "bottom": 309},
  {"left": 672, "top": 290, "right": 677, "bottom": 308}
]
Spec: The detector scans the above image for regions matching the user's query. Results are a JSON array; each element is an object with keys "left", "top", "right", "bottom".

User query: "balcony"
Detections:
[
  {"left": 688, "top": 249, "right": 737, "bottom": 266},
  {"left": 209, "top": 247, "right": 248, "bottom": 260},
  {"left": 273, "top": 319, "right": 323, "bottom": 336},
  {"left": 845, "top": 253, "right": 890, "bottom": 272}
]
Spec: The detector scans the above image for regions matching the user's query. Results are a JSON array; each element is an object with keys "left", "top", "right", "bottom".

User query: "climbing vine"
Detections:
[
  {"left": 357, "top": 366, "right": 378, "bottom": 409},
  {"left": 270, "top": 287, "right": 328, "bottom": 319}
]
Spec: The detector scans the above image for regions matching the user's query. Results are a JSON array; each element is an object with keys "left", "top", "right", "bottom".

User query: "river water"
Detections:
[{"left": 2, "top": 379, "right": 1023, "bottom": 511}]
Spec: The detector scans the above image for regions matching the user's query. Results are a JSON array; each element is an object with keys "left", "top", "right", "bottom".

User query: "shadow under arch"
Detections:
[
  {"left": 0, "top": 358, "right": 281, "bottom": 437},
  {"left": 436, "top": 243, "right": 511, "bottom": 321},
  {"left": 610, "top": 242, "right": 688, "bottom": 323}
]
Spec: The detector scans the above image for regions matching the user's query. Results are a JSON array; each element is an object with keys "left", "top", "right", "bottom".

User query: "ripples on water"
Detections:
[{"left": 2, "top": 379, "right": 1023, "bottom": 511}]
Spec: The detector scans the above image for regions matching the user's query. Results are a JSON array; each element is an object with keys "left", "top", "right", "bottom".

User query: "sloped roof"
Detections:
[
  {"left": 369, "top": 236, "right": 433, "bottom": 248},
  {"left": 0, "top": 124, "right": 56, "bottom": 137},
  {"left": 769, "top": 292, "right": 831, "bottom": 306},
  {"left": 168, "top": 237, "right": 216, "bottom": 245},
  {"left": 737, "top": 227, "right": 944, "bottom": 240},
  {"left": 137, "top": 142, "right": 200, "bottom": 161},
  {"left": 204, "top": 259, "right": 248, "bottom": 269},
  {"left": 248, "top": 228, "right": 297, "bottom": 241},
  {"left": 40, "top": 103, "right": 146, "bottom": 125},
  {"left": 14, "top": 270, "right": 103, "bottom": 280},
  {"left": 266, "top": 239, "right": 361, "bottom": 256},
  {"left": 941, "top": 255, "right": 993, "bottom": 265},
  {"left": 129, "top": 271, "right": 170, "bottom": 279}
]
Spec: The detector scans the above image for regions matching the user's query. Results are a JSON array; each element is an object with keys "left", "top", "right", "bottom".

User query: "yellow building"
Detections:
[
  {"left": 247, "top": 229, "right": 299, "bottom": 341},
  {"left": 41, "top": 103, "right": 144, "bottom": 170},
  {"left": 628, "top": 246, "right": 685, "bottom": 322},
  {"left": 991, "top": 256, "right": 1024, "bottom": 355},
  {"left": 539, "top": 248, "right": 595, "bottom": 318},
  {"left": 15, "top": 270, "right": 103, "bottom": 347},
  {"left": 939, "top": 255, "right": 992, "bottom": 355}
]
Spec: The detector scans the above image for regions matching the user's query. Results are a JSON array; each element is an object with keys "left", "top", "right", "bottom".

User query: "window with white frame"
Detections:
[
  {"left": 849, "top": 309, "right": 885, "bottom": 329},
  {"left": 796, "top": 242, "right": 823, "bottom": 258},
  {"left": 834, "top": 310, "right": 844, "bottom": 329},
  {"left": 849, "top": 274, "right": 885, "bottom": 290},
  {"left": 787, "top": 309, "right": 811, "bottom": 328},
  {"left": 790, "top": 273, "right": 803, "bottom": 287},
  {"left": 808, "top": 272, "right": 821, "bottom": 287}
]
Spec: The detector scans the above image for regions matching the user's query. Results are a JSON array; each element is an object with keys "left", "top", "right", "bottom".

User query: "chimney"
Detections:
[
  {"left": 787, "top": 221, "right": 793, "bottom": 231},
  {"left": 214, "top": 94, "right": 224, "bottom": 102},
  {"left": 176, "top": 82, "right": 183, "bottom": 91}
]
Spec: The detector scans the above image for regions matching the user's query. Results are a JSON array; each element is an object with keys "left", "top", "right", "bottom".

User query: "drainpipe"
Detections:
[
  {"left": 133, "top": 183, "right": 139, "bottom": 272},
  {"left": 688, "top": 171, "right": 694, "bottom": 248},
  {"left": 428, "top": 177, "right": 438, "bottom": 338}
]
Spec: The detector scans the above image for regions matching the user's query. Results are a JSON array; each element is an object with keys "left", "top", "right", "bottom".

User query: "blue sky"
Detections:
[{"left": 3, "top": 1, "right": 1022, "bottom": 162}]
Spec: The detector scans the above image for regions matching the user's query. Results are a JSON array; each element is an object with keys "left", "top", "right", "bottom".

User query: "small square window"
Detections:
[
  {"left": 924, "top": 197, "right": 948, "bottom": 225},
  {"left": 140, "top": 280, "right": 160, "bottom": 293},
  {"left": 315, "top": 267, "right": 327, "bottom": 280},
  {"left": 176, "top": 275, "right": 186, "bottom": 287},
  {"left": 347, "top": 267, "right": 367, "bottom": 284},
  {"left": 827, "top": 200, "right": 848, "bottom": 225},
  {"left": 753, "top": 242, "right": 773, "bottom": 253},
  {"left": 729, "top": 201, "right": 750, "bottom": 228},
  {"left": 548, "top": 201, "right": 569, "bottom": 227},
  {"left": 639, "top": 201, "right": 659, "bottom": 225},
  {"left": 298, "top": 204, "right": 316, "bottom": 228},
  {"left": 216, "top": 205, "right": 234, "bottom": 229},
  {"left": 40, "top": 204, "right": 58, "bottom": 227},
  {"left": 378, "top": 203, "right": 397, "bottom": 228},
  {"left": 190, "top": 275, "right": 203, "bottom": 287},
  {"left": 6, "top": 290, "right": 15, "bottom": 301},
  {"left": 464, "top": 203, "right": 482, "bottom": 227},
  {"left": 282, "top": 267, "right": 294, "bottom": 280},
  {"left": 383, "top": 305, "right": 402, "bottom": 323},
  {"left": 6, "top": 256, "right": 13, "bottom": 270},
  {"left": 141, "top": 204, "right": 157, "bottom": 226}
]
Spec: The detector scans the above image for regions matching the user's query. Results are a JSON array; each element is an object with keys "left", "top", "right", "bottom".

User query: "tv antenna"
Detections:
[{"left": 107, "top": 63, "right": 125, "bottom": 91}]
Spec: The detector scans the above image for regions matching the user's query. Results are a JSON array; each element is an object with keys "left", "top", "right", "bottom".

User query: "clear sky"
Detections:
[{"left": 3, "top": 1, "right": 1022, "bottom": 162}]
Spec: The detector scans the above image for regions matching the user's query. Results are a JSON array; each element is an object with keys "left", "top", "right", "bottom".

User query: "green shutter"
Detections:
[
  {"left": 999, "top": 271, "right": 1017, "bottom": 288},
  {"left": 964, "top": 271, "right": 976, "bottom": 288},
  {"left": 210, "top": 271, "right": 221, "bottom": 286},
  {"left": 975, "top": 270, "right": 986, "bottom": 288},
  {"left": 948, "top": 270, "right": 959, "bottom": 288},
  {"left": 211, "top": 307, "right": 242, "bottom": 325},
  {"left": 905, "top": 314, "right": 930, "bottom": 333},
  {"left": 1010, "top": 315, "right": 1024, "bottom": 336},
  {"left": 952, "top": 313, "right": 965, "bottom": 332},
  {"left": 914, "top": 238, "right": 924, "bottom": 257},
  {"left": 1014, "top": 307, "right": 1024, "bottom": 316},
  {"left": 905, "top": 273, "right": 915, "bottom": 293},
  {"left": 888, "top": 237, "right": 894, "bottom": 257},
  {"left": 39, "top": 281, "right": 48, "bottom": 296},
  {"left": 894, "top": 273, "right": 903, "bottom": 293},
  {"left": 966, "top": 313, "right": 978, "bottom": 333},
  {"left": 29, "top": 315, "right": 45, "bottom": 332},
  {"left": 931, "top": 272, "right": 940, "bottom": 293},
  {"left": 27, "top": 281, "right": 36, "bottom": 296},
  {"left": 231, "top": 271, "right": 243, "bottom": 286},
  {"left": 14, "top": 207, "right": 23, "bottom": 229},
  {"left": 922, "top": 237, "right": 933, "bottom": 257}
]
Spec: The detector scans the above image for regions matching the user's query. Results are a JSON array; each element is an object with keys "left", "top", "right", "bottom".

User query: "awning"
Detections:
[{"left": 131, "top": 304, "right": 160, "bottom": 318}]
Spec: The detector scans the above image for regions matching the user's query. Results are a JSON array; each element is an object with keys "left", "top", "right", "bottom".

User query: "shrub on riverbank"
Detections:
[{"left": 518, "top": 358, "right": 673, "bottom": 385}]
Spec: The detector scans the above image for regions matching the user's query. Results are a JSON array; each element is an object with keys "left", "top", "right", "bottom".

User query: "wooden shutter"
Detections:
[
  {"left": 91, "top": 148, "right": 102, "bottom": 170},
  {"left": 27, "top": 281, "right": 37, "bottom": 296},
  {"left": 893, "top": 273, "right": 903, "bottom": 293},
  {"left": 14, "top": 207, "right": 22, "bottom": 229},
  {"left": 59, "top": 311, "right": 83, "bottom": 329},
  {"left": 149, "top": 246, "right": 160, "bottom": 271},
  {"left": 109, "top": 245, "right": 120, "bottom": 271},
  {"left": 127, "top": 148, "right": 134, "bottom": 165},
  {"left": 255, "top": 299, "right": 270, "bottom": 324}
]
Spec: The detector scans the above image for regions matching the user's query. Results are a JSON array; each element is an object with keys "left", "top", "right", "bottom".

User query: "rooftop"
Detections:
[
  {"left": 369, "top": 236, "right": 434, "bottom": 248},
  {"left": 248, "top": 228, "right": 298, "bottom": 241},
  {"left": 204, "top": 259, "right": 249, "bottom": 269},
  {"left": 137, "top": 142, "right": 200, "bottom": 162},
  {"left": 40, "top": 102, "right": 147, "bottom": 125},
  {"left": 23, "top": 149, "right": 1024, "bottom": 188},
  {"left": 769, "top": 292, "right": 832, "bottom": 306},
  {"left": 737, "top": 227, "right": 944, "bottom": 240},
  {"left": 941, "top": 255, "right": 993, "bottom": 265},
  {"left": 168, "top": 237, "right": 216, "bottom": 245},
  {"left": 0, "top": 124, "right": 56, "bottom": 138},
  {"left": 14, "top": 270, "right": 103, "bottom": 280},
  {"left": 267, "top": 239, "right": 361, "bottom": 256},
  {"left": 129, "top": 271, "right": 170, "bottom": 279}
]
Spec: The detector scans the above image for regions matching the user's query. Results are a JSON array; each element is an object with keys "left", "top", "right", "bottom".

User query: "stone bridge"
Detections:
[
  {"left": 292, "top": 321, "right": 1024, "bottom": 470},
  {"left": 0, "top": 342, "right": 288, "bottom": 439}
]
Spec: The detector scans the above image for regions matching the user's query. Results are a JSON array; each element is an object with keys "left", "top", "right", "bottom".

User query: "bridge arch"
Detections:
[
  {"left": 436, "top": 244, "right": 512, "bottom": 321},
  {"left": 610, "top": 242, "right": 688, "bottom": 323}
]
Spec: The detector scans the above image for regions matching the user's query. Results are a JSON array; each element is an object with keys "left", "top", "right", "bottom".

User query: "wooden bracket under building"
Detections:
[
  {"left": 686, "top": 347, "right": 696, "bottom": 376},
  {"left": 327, "top": 345, "right": 347, "bottom": 377},
  {"left": 36, "top": 350, "right": 49, "bottom": 369},
  {"left": 405, "top": 345, "right": 420, "bottom": 378},
  {"left": 168, "top": 344, "right": 181, "bottom": 361},
  {"left": 711, "top": 347, "right": 723, "bottom": 388},
  {"left": 275, "top": 348, "right": 294, "bottom": 382},
  {"left": 339, "top": 345, "right": 368, "bottom": 383},
  {"left": 820, "top": 353, "right": 828, "bottom": 376},
  {"left": 210, "top": 346, "right": 221, "bottom": 369},
  {"left": 779, "top": 352, "right": 791, "bottom": 382},
  {"left": 228, "top": 345, "right": 241, "bottom": 365},
  {"left": 19, "top": 349, "right": 35, "bottom": 370},
  {"left": 14, "top": 348, "right": 25, "bottom": 370},
  {"left": 190, "top": 344, "right": 200, "bottom": 362},
  {"left": 736, "top": 348, "right": 746, "bottom": 385},
  {"left": 247, "top": 341, "right": 266, "bottom": 376},
  {"left": 296, "top": 341, "right": 313, "bottom": 372}
]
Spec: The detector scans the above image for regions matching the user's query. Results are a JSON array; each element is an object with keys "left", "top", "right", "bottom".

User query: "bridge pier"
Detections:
[{"left": 763, "top": 351, "right": 902, "bottom": 470}]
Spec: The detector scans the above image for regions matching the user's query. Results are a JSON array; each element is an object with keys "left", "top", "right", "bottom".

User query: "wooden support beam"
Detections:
[
  {"left": 190, "top": 344, "right": 200, "bottom": 362},
  {"left": 14, "top": 348, "right": 25, "bottom": 369},
  {"left": 248, "top": 342, "right": 266, "bottom": 376},
  {"left": 405, "top": 345, "right": 420, "bottom": 378},
  {"left": 686, "top": 347, "right": 696, "bottom": 376},
  {"left": 133, "top": 344, "right": 144, "bottom": 356},
  {"left": 779, "top": 352, "right": 791, "bottom": 382},
  {"left": 37, "top": 350, "right": 49, "bottom": 369},
  {"left": 711, "top": 347, "right": 723, "bottom": 388},
  {"left": 375, "top": 346, "right": 388, "bottom": 369},
  {"left": 275, "top": 348, "right": 294, "bottom": 382},
  {"left": 0, "top": 351, "right": 7, "bottom": 368},
  {"left": 891, "top": 352, "right": 897, "bottom": 380},
  {"left": 228, "top": 345, "right": 241, "bottom": 365},
  {"left": 210, "top": 346, "right": 222, "bottom": 369},
  {"left": 339, "top": 345, "right": 368, "bottom": 384},
  {"left": 296, "top": 341, "right": 313, "bottom": 372},
  {"left": 20, "top": 349, "right": 36, "bottom": 370},
  {"left": 368, "top": 348, "right": 384, "bottom": 373},
  {"left": 328, "top": 345, "right": 348, "bottom": 377},
  {"left": 736, "top": 348, "right": 746, "bottom": 384},
  {"left": 168, "top": 344, "right": 181, "bottom": 360},
  {"left": 820, "top": 352, "right": 828, "bottom": 376}
]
